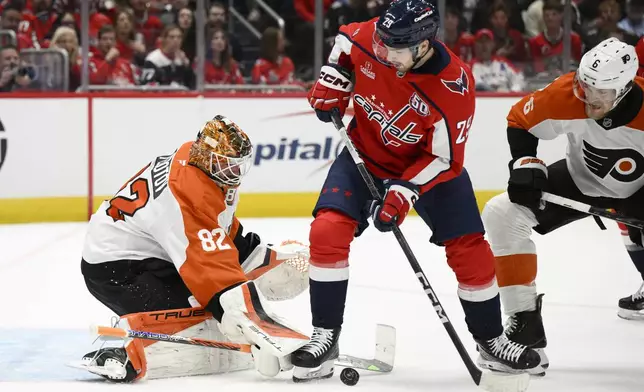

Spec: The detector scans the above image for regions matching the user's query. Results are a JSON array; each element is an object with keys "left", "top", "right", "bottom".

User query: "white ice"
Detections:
[{"left": 1, "top": 217, "right": 643, "bottom": 392}]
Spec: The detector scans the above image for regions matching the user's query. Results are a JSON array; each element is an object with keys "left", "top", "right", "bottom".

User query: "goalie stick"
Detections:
[
  {"left": 329, "top": 109, "right": 530, "bottom": 392},
  {"left": 541, "top": 192, "right": 644, "bottom": 230},
  {"left": 90, "top": 323, "right": 396, "bottom": 373}
]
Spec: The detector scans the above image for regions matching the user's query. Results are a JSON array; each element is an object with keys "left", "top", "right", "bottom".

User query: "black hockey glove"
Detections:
[
  {"left": 507, "top": 156, "right": 548, "bottom": 211},
  {"left": 233, "top": 225, "right": 262, "bottom": 262}
]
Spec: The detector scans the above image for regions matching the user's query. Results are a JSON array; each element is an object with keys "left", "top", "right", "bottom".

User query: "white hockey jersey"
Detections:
[
  {"left": 470, "top": 56, "right": 525, "bottom": 93},
  {"left": 507, "top": 72, "right": 644, "bottom": 199},
  {"left": 82, "top": 142, "right": 248, "bottom": 307}
]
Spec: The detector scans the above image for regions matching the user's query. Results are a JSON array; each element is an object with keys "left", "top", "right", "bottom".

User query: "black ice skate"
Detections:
[
  {"left": 504, "top": 293, "right": 549, "bottom": 376},
  {"left": 476, "top": 333, "right": 541, "bottom": 375},
  {"left": 291, "top": 327, "right": 340, "bottom": 382},
  {"left": 618, "top": 282, "right": 644, "bottom": 321},
  {"left": 78, "top": 347, "right": 138, "bottom": 382}
]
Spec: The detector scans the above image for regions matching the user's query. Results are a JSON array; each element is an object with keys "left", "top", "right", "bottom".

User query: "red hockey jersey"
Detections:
[{"left": 330, "top": 19, "right": 475, "bottom": 193}]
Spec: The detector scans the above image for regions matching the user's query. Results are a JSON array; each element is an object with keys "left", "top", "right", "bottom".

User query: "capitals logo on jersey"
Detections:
[
  {"left": 582, "top": 140, "right": 644, "bottom": 183},
  {"left": 353, "top": 93, "right": 424, "bottom": 147},
  {"left": 441, "top": 68, "right": 469, "bottom": 96}
]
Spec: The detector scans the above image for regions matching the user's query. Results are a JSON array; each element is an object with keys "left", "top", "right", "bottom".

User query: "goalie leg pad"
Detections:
[
  {"left": 82, "top": 308, "right": 254, "bottom": 381},
  {"left": 219, "top": 281, "right": 309, "bottom": 377}
]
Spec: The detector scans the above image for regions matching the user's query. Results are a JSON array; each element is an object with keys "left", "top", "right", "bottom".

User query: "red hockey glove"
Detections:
[
  {"left": 370, "top": 180, "right": 420, "bottom": 232},
  {"left": 307, "top": 64, "right": 353, "bottom": 123}
]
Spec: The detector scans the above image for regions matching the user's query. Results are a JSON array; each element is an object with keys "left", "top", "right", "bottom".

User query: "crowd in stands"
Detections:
[{"left": 0, "top": 0, "right": 642, "bottom": 93}]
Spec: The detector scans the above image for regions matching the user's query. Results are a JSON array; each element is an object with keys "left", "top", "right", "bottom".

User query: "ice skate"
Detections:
[
  {"left": 476, "top": 333, "right": 541, "bottom": 375},
  {"left": 504, "top": 293, "right": 549, "bottom": 375},
  {"left": 72, "top": 347, "right": 138, "bottom": 382},
  {"left": 291, "top": 327, "right": 340, "bottom": 382},
  {"left": 618, "top": 282, "right": 644, "bottom": 321}
]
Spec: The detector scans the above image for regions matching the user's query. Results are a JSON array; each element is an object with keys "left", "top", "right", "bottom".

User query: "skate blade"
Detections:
[
  {"left": 477, "top": 356, "right": 542, "bottom": 377},
  {"left": 479, "top": 371, "right": 530, "bottom": 392},
  {"left": 292, "top": 361, "right": 335, "bottom": 383},
  {"left": 66, "top": 360, "right": 127, "bottom": 379},
  {"left": 618, "top": 308, "right": 644, "bottom": 321}
]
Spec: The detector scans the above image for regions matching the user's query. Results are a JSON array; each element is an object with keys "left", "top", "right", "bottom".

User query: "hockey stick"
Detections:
[
  {"left": 329, "top": 109, "right": 529, "bottom": 392},
  {"left": 541, "top": 191, "right": 644, "bottom": 230},
  {"left": 91, "top": 324, "right": 396, "bottom": 373}
]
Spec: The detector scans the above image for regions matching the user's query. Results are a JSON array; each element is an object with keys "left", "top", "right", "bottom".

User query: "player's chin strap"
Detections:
[{"left": 397, "top": 43, "right": 432, "bottom": 78}]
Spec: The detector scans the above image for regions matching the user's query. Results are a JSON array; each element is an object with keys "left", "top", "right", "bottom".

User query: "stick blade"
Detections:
[
  {"left": 374, "top": 324, "right": 396, "bottom": 369},
  {"left": 335, "top": 324, "right": 396, "bottom": 373},
  {"left": 478, "top": 371, "right": 530, "bottom": 392}
]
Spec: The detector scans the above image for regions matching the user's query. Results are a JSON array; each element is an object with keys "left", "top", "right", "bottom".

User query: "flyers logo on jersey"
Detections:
[
  {"left": 582, "top": 140, "right": 644, "bottom": 183},
  {"left": 441, "top": 68, "right": 469, "bottom": 96},
  {"left": 353, "top": 94, "right": 423, "bottom": 147}
]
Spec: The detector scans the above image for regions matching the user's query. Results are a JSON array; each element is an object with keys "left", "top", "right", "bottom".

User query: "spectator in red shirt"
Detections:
[
  {"left": 251, "top": 27, "right": 295, "bottom": 85},
  {"left": 1, "top": 6, "right": 37, "bottom": 49},
  {"left": 129, "top": 0, "right": 164, "bottom": 50},
  {"left": 114, "top": 9, "right": 146, "bottom": 64},
  {"left": 528, "top": 0, "right": 583, "bottom": 76},
  {"left": 488, "top": 3, "right": 527, "bottom": 65},
  {"left": 90, "top": 24, "right": 137, "bottom": 86},
  {"left": 50, "top": 25, "right": 80, "bottom": 90},
  {"left": 21, "top": 0, "right": 56, "bottom": 46},
  {"left": 203, "top": 27, "right": 244, "bottom": 85},
  {"left": 444, "top": 5, "right": 474, "bottom": 62}
]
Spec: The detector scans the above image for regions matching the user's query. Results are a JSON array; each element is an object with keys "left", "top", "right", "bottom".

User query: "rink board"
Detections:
[{"left": 0, "top": 94, "right": 567, "bottom": 223}]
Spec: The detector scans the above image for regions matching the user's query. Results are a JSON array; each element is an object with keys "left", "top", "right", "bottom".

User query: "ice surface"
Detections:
[{"left": 1, "top": 217, "right": 642, "bottom": 391}]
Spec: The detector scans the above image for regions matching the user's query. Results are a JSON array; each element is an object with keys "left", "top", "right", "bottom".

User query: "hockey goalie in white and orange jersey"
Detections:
[
  {"left": 75, "top": 115, "right": 310, "bottom": 382},
  {"left": 481, "top": 37, "right": 644, "bottom": 376}
]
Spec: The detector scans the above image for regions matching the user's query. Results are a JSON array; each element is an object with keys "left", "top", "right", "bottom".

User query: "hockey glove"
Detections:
[
  {"left": 370, "top": 180, "right": 419, "bottom": 232},
  {"left": 507, "top": 157, "right": 548, "bottom": 211},
  {"left": 617, "top": 198, "right": 644, "bottom": 247},
  {"left": 307, "top": 64, "right": 353, "bottom": 123}
]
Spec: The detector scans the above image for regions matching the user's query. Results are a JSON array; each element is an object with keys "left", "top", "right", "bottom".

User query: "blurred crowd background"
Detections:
[{"left": 0, "top": 0, "right": 642, "bottom": 93}]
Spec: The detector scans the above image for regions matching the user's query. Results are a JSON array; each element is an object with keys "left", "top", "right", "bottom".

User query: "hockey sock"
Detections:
[{"left": 459, "top": 294, "right": 504, "bottom": 341}]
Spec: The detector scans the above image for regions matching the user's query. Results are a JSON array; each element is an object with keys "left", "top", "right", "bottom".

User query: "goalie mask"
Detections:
[{"left": 189, "top": 115, "right": 253, "bottom": 187}]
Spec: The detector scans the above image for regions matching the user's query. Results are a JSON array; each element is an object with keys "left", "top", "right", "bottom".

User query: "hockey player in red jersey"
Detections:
[
  {"left": 290, "top": 0, "right": 541, "bottom": 382},
  {"left": 482, "top": 37, "right": 644, "bottom": 375}
]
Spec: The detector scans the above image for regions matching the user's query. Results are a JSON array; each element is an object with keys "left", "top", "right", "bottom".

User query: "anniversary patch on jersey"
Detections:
[{"left": 582, "top": 140, "right": 644, "bottom": 183}]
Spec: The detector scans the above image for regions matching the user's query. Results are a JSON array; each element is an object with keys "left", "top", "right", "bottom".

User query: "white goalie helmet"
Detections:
[{"left": 573, "top": 37, "right": 638, "bottom": 113}]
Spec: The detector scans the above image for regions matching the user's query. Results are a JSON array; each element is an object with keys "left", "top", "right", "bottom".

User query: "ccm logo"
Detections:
[{"left": 319, "top": 71, "right": 351, "bottom": 90}]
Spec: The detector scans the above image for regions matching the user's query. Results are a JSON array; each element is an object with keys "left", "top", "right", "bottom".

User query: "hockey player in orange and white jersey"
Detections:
[
  {"left": 482, "top": 37, "right": 644, "bottom": 376},
  {"left": 76, "top": 115, "right": 311, "bottom": 382}
]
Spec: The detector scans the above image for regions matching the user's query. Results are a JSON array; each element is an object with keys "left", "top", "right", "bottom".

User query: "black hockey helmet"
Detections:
[{"left": 375, "top": 0, "right": 441, "bottom": 49}]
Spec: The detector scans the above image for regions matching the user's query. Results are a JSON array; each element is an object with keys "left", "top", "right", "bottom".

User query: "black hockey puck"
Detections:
[{"left": 340, "top": 367, "right": 359, "bottom": 386}]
